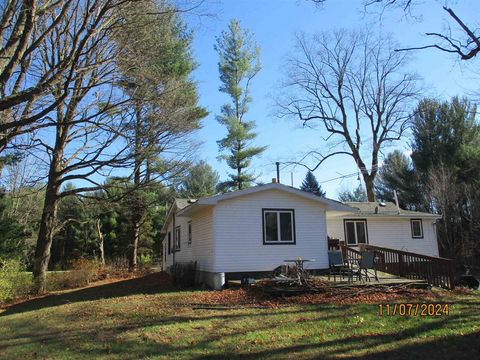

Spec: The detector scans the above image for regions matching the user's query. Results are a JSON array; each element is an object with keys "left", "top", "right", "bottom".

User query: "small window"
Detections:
[
  {"left": 344, "top": 220, "right": 368, "bottom": 245},
  {"left": 167, "top": 232, "right": 171, "bottom": 254},
  {"left": 175, "top": 226, "right": 181, "bottom": 251},
  {"left": 262, "top": 209, "right": 295, "bottom": 244},
  {"left": 188, "top": 221, "right": 192, "bottom": 246},
  {"left": 411, "top": 219, "right": 423, "bottom": 238}
]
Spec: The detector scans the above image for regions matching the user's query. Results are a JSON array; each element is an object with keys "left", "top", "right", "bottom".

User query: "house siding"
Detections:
[
  {"left": 163, "top": 214, "right": 192, "bottom": 268},
  {"left": 191, "top": 207, "right": 214, "bottom": 272},
  {"left": 327, "top": 217, "right": 439, "bottom": 256},
  {"left": 163, "top": 207, "right": 214, "bottom": 272},
  {"left": 212, "top": 189, "right": 328, "bottom": 273}
]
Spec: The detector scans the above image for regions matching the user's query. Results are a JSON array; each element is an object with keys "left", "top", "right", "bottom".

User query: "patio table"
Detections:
[{"left": 283, "top": 259, "right": 315, "bottom": 284}]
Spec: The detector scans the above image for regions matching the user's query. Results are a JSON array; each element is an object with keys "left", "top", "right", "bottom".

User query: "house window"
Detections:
[
  {"left": 344, "top": 220, "right": 368, "bottom": 245},
  {"left": 262, "top": 209, "right": 295, "bottom": 244},
  {"left": 167, "top": 232, "right": 171, "bottom": 254},
  {"left": 411, "top": 219, "right": 423, "bottom": 238},
  {"left": 188, "top": 221, "right": 192, "bottom": 247},
  {"left": 175, "top": 226, "right": 181, "bottom": 251}
]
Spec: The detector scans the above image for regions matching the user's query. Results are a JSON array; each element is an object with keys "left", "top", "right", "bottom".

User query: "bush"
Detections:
[
  {"left": 0, "top": 258, "right": 33, "bottom": 303},
  {"left": 139, "top": 253, "right": 153, "bottom": 269},
  {"left": 46, "top": 258, "right": 101, "bottom": 291}
]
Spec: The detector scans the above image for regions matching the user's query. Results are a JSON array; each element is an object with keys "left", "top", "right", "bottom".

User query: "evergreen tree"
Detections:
[
  {"left": 375, "top": 150, "right": 425, "bottom": 210},
  {"left": 215, "top": 19, "right": 266, "bottom": 191},
  {"left": 300, "top": 171, "right": 325, "bottom": 196},
  {"left": 178, "top": 161, "right": 219, "bottom": 198},
  {"left": 114, "top": 1, "right": 207, "bottom": 270},
  {"left": 338, "top": 184, "right": 367, "bottom": 202}
]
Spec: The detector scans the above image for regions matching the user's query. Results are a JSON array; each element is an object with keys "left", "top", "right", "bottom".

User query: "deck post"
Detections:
[{"left": 398, "top": 253, "right": 404, "bottom": 277}]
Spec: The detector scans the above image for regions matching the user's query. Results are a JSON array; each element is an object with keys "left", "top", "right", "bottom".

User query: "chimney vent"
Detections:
[{"left": 272, "top": 178, "right": 277, "bottom": 183}]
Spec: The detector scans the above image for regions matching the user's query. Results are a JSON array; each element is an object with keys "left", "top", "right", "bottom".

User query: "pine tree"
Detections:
[
  {"left": 215, "top": 19, "right": 267, "bottom": 191},
  {"left": 300, "top": 171, "right": 325, "bottom": 196}
]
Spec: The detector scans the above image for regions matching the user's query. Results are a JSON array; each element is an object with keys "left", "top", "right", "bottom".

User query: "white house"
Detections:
[
  {"left": 326, "top": 202, "right": 441, "bottom": 256},
  {"left": 161, "top": 182, "right": 441, "bottom": 289},
  {"left": 161, "top": 182, "right": 353, "bottom": 288}
]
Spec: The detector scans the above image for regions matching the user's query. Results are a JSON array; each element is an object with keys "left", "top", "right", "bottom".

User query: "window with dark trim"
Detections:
[
  {"left": 262, "top": 209, "right": 295, "bottom": 244},
  {"left": 175, "top": 226, "right": 181, "bottom": 251},
  {"left": 188, "top": 221, "right": 192, "bottom": 247},
  {"left": 344, "top": 219, "right": 368, "bottom": 245},
  {"left": 167, "top": 232, "right": 171, "bottom": 254},
  {"left": 411, "top": 219, "right": 423, "bottom": 238}
]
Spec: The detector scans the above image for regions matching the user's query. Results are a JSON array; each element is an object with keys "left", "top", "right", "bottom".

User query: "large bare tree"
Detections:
[
  {"left": 31, "top": 0, "right": 133, "bottom": 293},
  {"left": 278, "top": 30, "right": 420, "bottom": 201},
  {"left": 311, "top": 0, "right": 480, "bottom": 61}
]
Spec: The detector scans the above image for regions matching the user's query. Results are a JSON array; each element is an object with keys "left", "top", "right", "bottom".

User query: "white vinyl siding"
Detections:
[
  {"left": 212, "top": 189, "right": 328, "bottom": 273},
  {"left": 190, "top": 207, "right": 214, "bottom": 272},
  {"left": 327, "top": 217, "right": 439, "bottom": 256},
  {"left": 163, "top": 215, "right": 193, "bottom": 268}
]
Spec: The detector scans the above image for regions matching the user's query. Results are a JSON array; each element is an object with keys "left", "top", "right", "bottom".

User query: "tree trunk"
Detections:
[
  {"left": 32, "top": 155, "right": 62, "bottom": 294},
  {"left": 129, "top": 219, "right": 140, "bottom": 271},
  {"left": 129, "top": 103, "right": 143, "bottom": 272},
  {"left": 96, "top": 218, "right": 105, "bottom": 266},
  {"left": 363, "top": 174, "right": 376, "bottom": 202}
]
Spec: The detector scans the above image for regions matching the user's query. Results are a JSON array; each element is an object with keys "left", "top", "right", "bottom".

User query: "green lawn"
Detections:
[{"left": 0, "top": 273, "right": 478, "bottom": 359}]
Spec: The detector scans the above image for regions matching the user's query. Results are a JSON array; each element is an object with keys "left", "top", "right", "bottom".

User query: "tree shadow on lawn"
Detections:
[
  {"left": 193, "top": 313, "right": 480, "bottom": 360},
  {"left": 1, "top": 272, "right": 179, "bottom": 316}
]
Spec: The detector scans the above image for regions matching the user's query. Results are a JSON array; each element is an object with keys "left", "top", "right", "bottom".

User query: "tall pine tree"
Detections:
[
  {"left": 215, "top": 19, "right": 266, "bottom": 191},
  {"left": 300, "top": 171, "right": 325, "bottom": 196}
]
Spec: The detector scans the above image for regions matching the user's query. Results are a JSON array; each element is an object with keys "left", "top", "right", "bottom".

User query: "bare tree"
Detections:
[
  {"left": 278, "top": 30, "right": 420, "bottom": 201},
  {"left": 0, "top": 1, "right": 107, "bottom": 151},
  {"left": 31, "top": 0, "right": 133, "bottom": 293},
  {"left": 310, "top": 1, "right": 480, "bottom": 61}
]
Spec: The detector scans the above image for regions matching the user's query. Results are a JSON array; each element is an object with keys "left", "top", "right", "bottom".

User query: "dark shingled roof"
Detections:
[{"left": 344, "top": 202, "right": 438, "bottom": 218}]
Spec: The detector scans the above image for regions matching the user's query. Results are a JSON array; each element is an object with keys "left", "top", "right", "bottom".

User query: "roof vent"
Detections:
[
  {"left": 378, "top": 201, "right": 386, "bottom": 207},
  {"left": 272, "top": 178, "right": 277, "bottom": 183}
]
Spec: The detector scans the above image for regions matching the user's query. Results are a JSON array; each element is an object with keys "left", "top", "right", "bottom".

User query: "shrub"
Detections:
[
  {"left": 139, "top": 253, "right": 153, "bottom": 269},
  {"left": 0, "top": 258, "right": 33, "bottom": 303},
  {"left": 46, "top": 258, "right": 101, "bottom": 291}
]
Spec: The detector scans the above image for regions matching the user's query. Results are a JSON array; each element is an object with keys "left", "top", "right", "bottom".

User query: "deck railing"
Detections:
[{"left": 338, "top": 243, "right": 455, "bottom": 290}]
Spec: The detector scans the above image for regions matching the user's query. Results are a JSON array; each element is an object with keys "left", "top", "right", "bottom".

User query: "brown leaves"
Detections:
[{"left": 189, "top": 284, "right": 440, "bottom": 308}]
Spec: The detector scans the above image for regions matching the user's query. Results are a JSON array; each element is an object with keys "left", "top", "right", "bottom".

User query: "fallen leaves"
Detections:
[{"left": 188, "top": 282, "right": 445, "bottom": 309}]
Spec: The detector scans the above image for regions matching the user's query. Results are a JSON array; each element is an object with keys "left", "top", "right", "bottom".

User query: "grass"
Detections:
[{"left": 0, "top": 273, "right": 478, "bottom": 360}]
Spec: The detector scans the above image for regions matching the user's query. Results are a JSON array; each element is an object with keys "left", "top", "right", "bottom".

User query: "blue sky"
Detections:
[{"left": 185, "top": 0, "right": 479, "bottom": 199}]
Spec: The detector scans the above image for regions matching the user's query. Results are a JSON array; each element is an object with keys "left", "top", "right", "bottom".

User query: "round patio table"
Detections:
[{"left": 284, "top": 259, "right": 316, "bottom": 284}]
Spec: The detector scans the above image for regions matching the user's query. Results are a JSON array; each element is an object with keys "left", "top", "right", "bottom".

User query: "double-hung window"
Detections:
[
  {"left": 167, "top": 232, "right": 171, "bottom": 254},
  {"left": 188, "top": 221, "right": 192, "bottom": 247},
  {"left": 263, "top": 209, "right": 295, "bottom": 244},
  {"left": 344, "top": 219, "right": 368, "bottom": 245},
  {"left": 410, "top": 219, "right": 423, "bottom": 238},
  {"left": 175, "top": 226, "right": 181, "bottom": 251}
]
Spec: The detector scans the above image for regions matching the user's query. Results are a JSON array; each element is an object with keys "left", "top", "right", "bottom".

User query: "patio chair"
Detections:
[
  {"left": 328, "top": 250, "right": 352, "bottom": 282},
  {"left": 352, "top": 251, "right": 378, "bottom": 282}
]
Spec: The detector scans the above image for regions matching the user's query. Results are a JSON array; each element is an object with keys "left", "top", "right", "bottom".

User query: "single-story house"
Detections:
[
  {"left": 326, "top": 201, "right": 441, "bottom": 257},
  {"left": 161, "top": 182, "right": 441, "bottom": 289}
]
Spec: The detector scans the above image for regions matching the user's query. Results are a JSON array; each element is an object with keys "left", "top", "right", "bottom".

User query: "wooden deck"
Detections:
[
  {"left": 316, "top": 271, "right": 429, "bottom": 288},
  {"left": 227, "top": 271, "right": 429, "bottom": 289}
]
